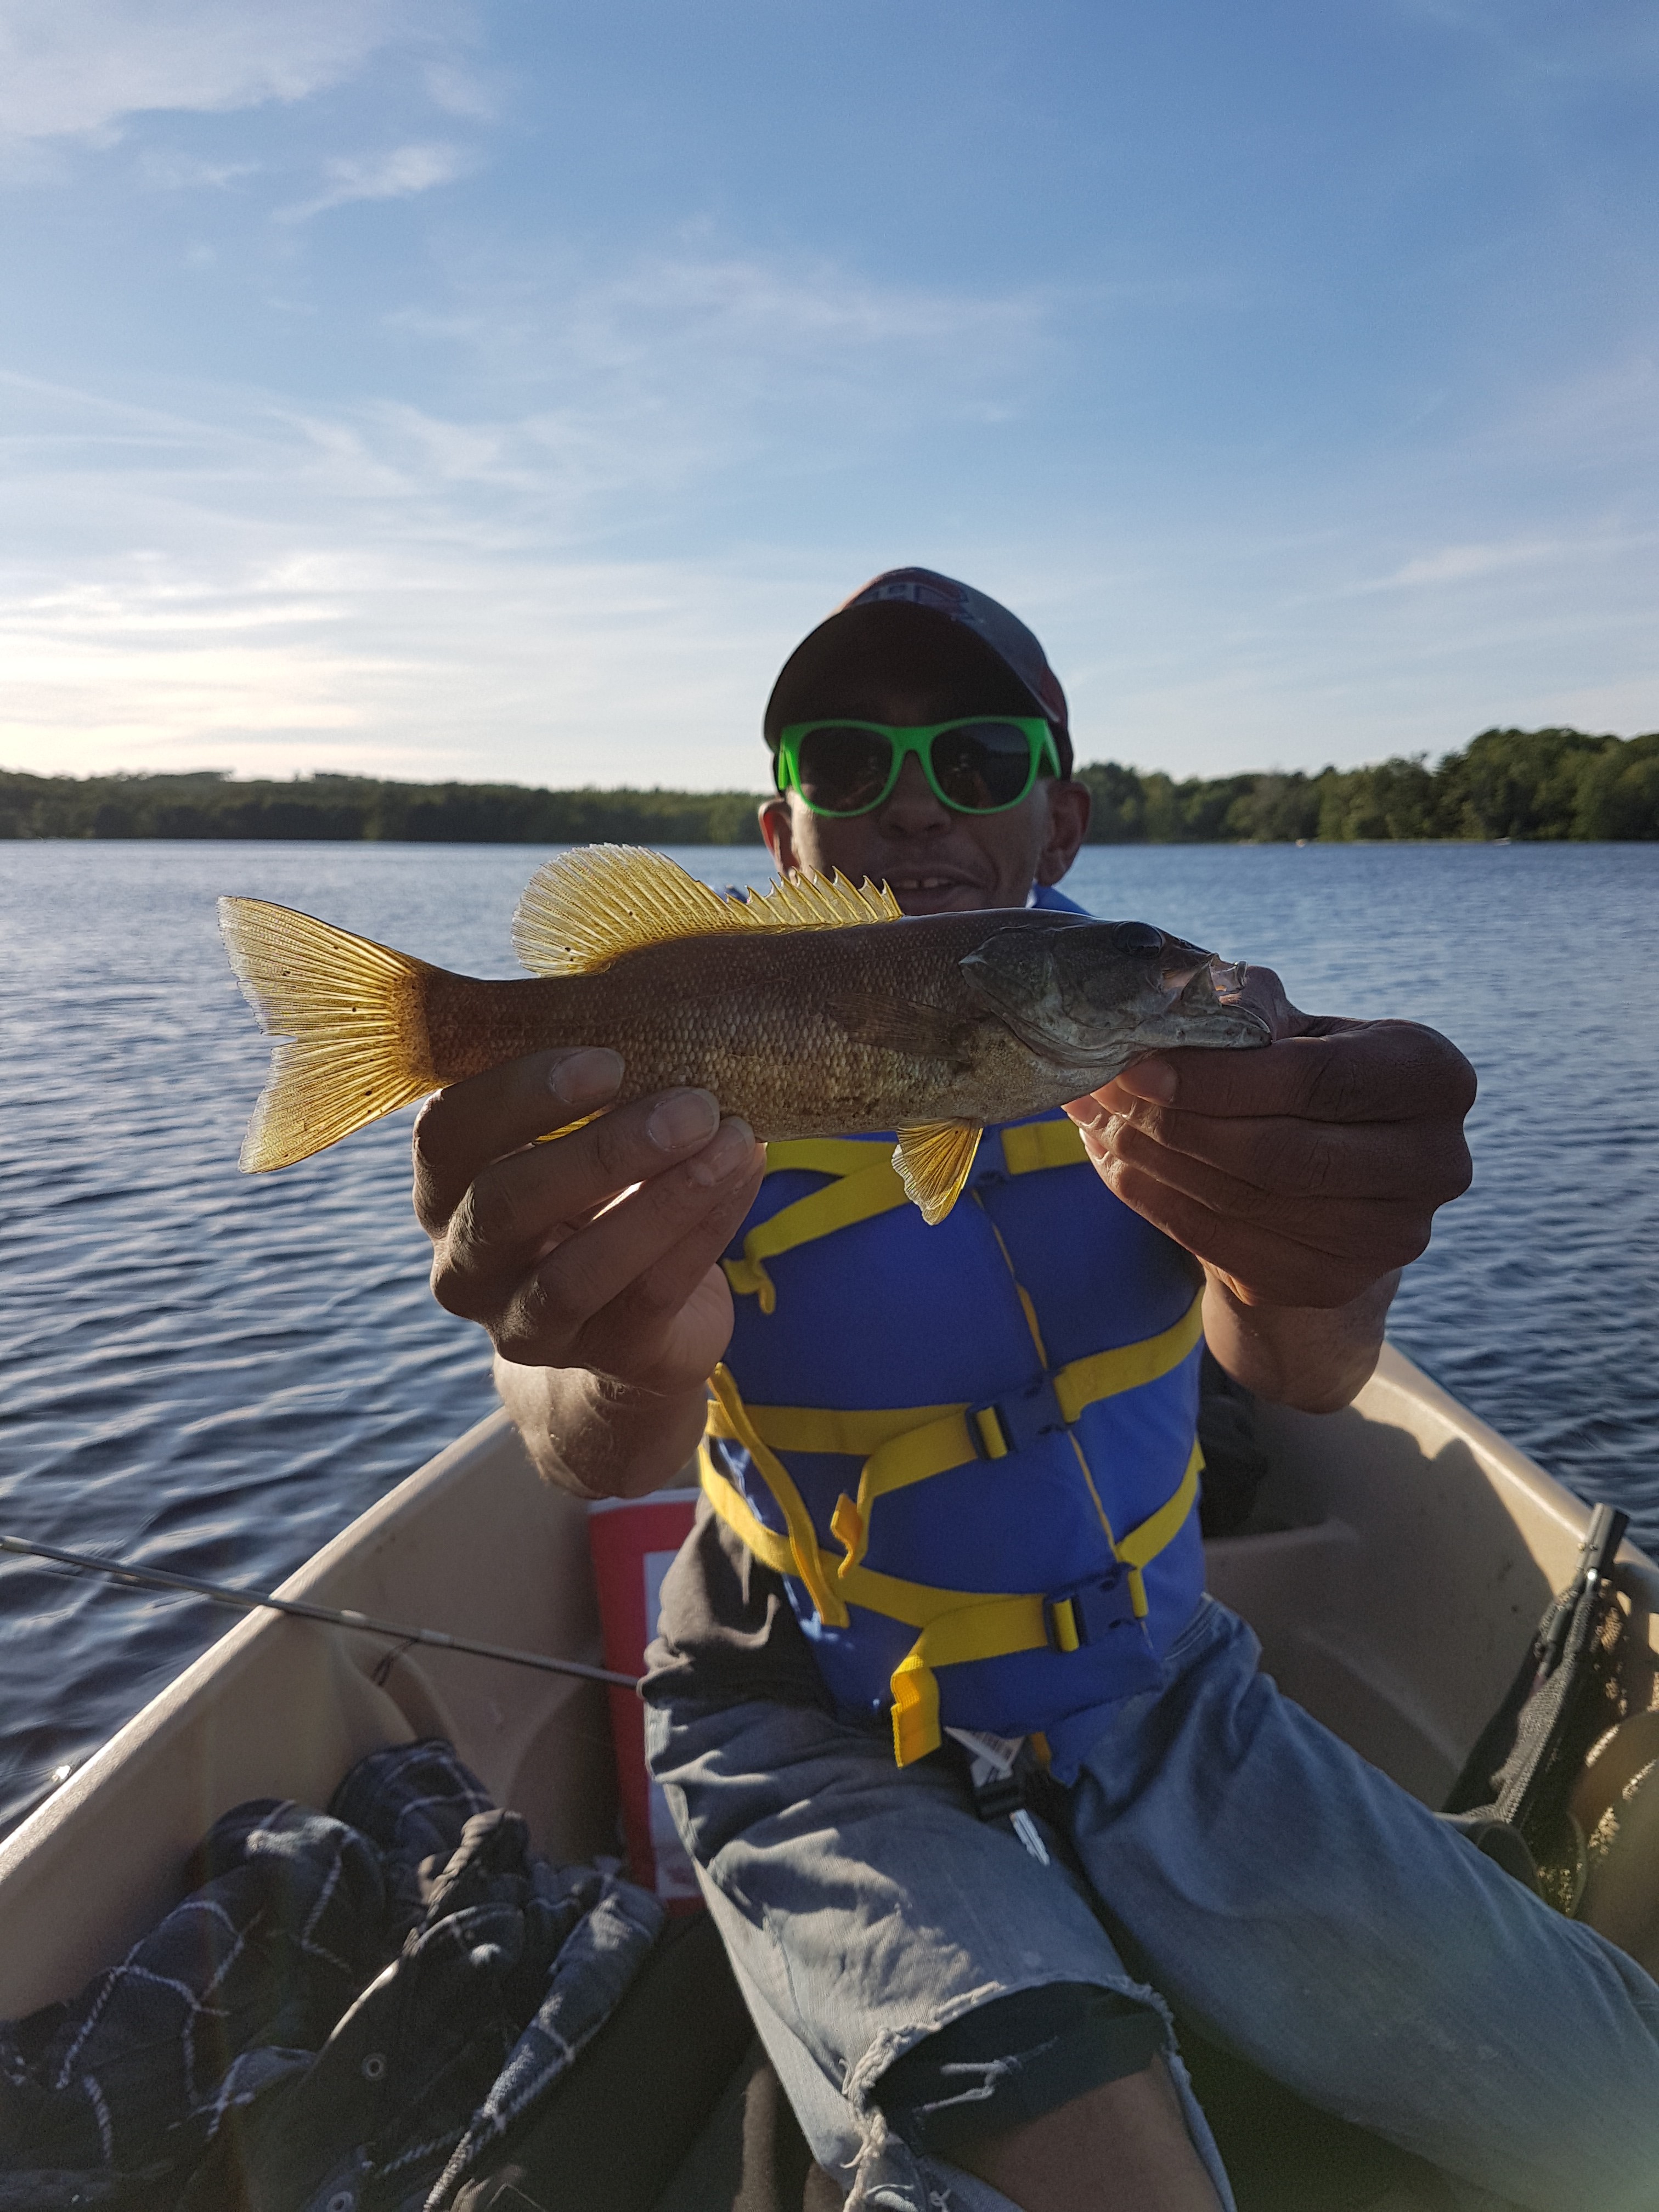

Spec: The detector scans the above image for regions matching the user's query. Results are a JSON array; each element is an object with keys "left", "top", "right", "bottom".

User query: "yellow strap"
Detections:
[
  {"left": 706, "top": 1396, "right": 958, "bottom": 1459},
  {"left": 999, "top": 1119, "right": 1088, "bottom": 1175},
  {"left": 697, "top": 1449, "right": 1039, "bottom": 1634},
  {"left": 713, "top": 1291, "right": 1203, "bottom": 1466},
  {"left": 890, "top": 1654, "right": 941, "bottom": 1765},
  {"left": 721, "top": 1126, "right": 1090, "bottom": 1312},
  {"left": 763, "top": 1138, "right": 896, "bottom": 1176},
  {"left": 698, "top": 1441, "right": 797, "bottom": 1578},
  {"left": 724, "top": 1293, "right": 1204, "bottom": 1584},
  {"left": 866, "top": 1455, "right": 1216, "bottom": 1759},
  {"left": 712, "top": 1401, "right": 996, "bottom": 1577},
  {"left": 721, "top": 1154, "right": 907, "bottom": 1314},
  {"left": 706, "top": 1367, "right": 849, "bottom": 1627},
  {"left": 874, "top": 1585, "right": 1051, "bottom": 1766},
  {"left": 838, "top": 1409, "right": 985, "bottom": 1572},
  {"left": 701, "top": 1412, "right": 1199, "bottom": 1769},
  {"left": 884, "top": 1583, "right": 1057, "bottom": 1763},
  {"left": 1120, "top": 1437, "right": 1204, "bottom": 1577},
  {"left": 1053, "top": 1294, "right": 1206, "bottom": 1424}
]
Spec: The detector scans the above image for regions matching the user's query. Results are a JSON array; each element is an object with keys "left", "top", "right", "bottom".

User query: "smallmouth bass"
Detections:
[{"left": 219, "top": 844, "right": 1269, "bottom": 1222}]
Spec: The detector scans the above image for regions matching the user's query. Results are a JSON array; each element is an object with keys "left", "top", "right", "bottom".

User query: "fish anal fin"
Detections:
[
  {"left": 893, "top": 1120, "right": 983, "bottom": 1224},
  {"left": 825, "top": 990, "right": 961, "bottom": 1060},
  {"left": 511, "top": 846, "right": 902, "bottom": 977}
]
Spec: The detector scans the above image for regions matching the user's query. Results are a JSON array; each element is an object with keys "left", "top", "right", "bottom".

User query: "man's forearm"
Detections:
[
  {"left": 1200, "top": 1268, "right": 1400, "bottom": 1415},
  {"left": 494, "top": 1356, "right": 709, "bottom": 1498}
]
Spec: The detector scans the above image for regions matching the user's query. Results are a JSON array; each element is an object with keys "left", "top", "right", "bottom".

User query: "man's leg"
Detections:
[
  {"left": 955, "top": 2063, "right": 1223, "bottom": 2212},
  {"left": 647, "top": 1692, "right": 1232, "bottom": 2212},
  {"left": 1060, "top": 1596, "right": 1659, "bottom": 2212}
]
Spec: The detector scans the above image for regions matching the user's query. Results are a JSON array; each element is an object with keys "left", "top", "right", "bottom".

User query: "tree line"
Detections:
[
  {"left": 5, "top": 726, "right": 1656, "bottom": 845},
  {"left": 1074, "top": 726, "right": 1659, "bottom": 843},
  {"left": 0, "top": 772, "right": 769, "bottom": 845}
]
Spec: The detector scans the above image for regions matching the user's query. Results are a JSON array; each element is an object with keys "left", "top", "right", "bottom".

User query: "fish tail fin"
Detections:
[{"left": 218, "top": 897, "right": 438, "bottom": 1171}]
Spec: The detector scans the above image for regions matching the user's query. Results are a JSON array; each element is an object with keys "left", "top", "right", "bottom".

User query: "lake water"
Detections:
[{"left": 2, "top": 838, "right": 1656, "bottom": 1838}]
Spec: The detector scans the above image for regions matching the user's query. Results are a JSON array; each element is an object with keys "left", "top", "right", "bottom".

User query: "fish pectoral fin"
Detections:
[
  {"left": 893, "top": 1121, "right": 983, "bottom": 1224},
  {"left": 512, "top": 846, "right": 901, "bottom": 976},
  {"left": 825, "top": 990, "right": 962, "bottom": 1059}
]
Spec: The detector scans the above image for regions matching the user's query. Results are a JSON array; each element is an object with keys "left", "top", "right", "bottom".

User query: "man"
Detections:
[{"left": 415, "top": 572, "right": 1659, "bottom": 2212}]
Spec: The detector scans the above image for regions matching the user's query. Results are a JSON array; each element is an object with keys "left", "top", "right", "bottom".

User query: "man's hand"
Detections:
[
  {"left": 1066, "top": 969, "right": 1476, "bottom": 1410},
  {"left": 412, "top": 1045, "right": 766, "bottom": 1494}
]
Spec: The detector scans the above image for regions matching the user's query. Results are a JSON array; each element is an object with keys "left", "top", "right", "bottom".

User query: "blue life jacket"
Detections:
[{"left": 698, "top": 885, "right": 1209, "bottom": 1781}]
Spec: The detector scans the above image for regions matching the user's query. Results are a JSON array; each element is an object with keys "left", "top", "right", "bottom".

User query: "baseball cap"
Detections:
[{"left": 764, "top": 567, "right": 1073, "bottom": 777}]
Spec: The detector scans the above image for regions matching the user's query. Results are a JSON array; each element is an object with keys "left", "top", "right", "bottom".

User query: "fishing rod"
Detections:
[{"left": 0, "top": 1533, "right": 638, "bottom": 1690}]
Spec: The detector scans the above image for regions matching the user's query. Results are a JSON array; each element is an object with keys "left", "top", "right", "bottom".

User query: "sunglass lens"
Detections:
[
  {"left": 929, "top": 721, "right": 1037, "bottom": 811},
  {"left": 795, "top": 725, "right": 894, "bottom": 814}
]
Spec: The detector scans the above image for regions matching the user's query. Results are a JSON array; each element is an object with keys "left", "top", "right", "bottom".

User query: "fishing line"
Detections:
[{"left": 0, "top": 1533, "right": 637, "bottom": 1690}]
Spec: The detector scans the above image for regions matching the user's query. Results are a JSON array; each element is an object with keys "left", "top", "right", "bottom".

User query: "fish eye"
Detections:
[{"left": 1112, "top": 922, "right": 1164, "bottom": 955}]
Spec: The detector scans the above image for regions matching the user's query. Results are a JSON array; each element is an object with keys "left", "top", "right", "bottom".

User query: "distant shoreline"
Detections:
[{"left": 6, "top": 725, "right": 1656, "bottom": 843}]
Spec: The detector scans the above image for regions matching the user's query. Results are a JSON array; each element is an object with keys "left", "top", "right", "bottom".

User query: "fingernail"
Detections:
[
  {"left": 550, "top": 1047, "right": 624, "bottom": 1108},
  {"left": 1118, "top": 1057, "right": 1177, "bottom": 1105},
  {"left": 647, "top": 1088, "right": 721, "bottom": 1152},
  {"left": 686, "top": 1118, "right": 760, "bottom": 1187}
]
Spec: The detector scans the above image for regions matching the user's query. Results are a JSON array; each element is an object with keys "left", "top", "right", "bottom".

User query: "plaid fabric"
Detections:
[{"left": 0, "top": 1740, "right": 663, "bottom": 2211}]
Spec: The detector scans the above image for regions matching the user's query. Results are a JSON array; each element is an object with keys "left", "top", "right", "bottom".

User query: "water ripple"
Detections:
[{"left": 2, "top": 838, "right": 1656, "bottom": 1836}]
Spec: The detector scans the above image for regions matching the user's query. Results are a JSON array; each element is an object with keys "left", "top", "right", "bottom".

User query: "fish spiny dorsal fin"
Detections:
[
  {"left": 893, "top": 1120, "right": 983, "bottom": 1224},
  {"left": 745, "top": 867, "right": 902, "bottom": 929},
  {"left": 511, "top": 844, "right": 901, "bottom": 976}
]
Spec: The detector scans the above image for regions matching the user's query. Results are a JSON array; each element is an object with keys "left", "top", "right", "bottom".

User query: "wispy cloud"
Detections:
[
  {"left": 421, "top": 59, "right": 500, "bottom": 123},
  {"left": 0, "top": 367, "right": 843, "bottom": 782},
  {"left": 0, "top": 532, "right": 809, "bottom": 785},
  {"left": 385, "top": 244, "right": 1061, "bottom": 501},
  {"left": 0, "top": 0, "right": 421, "bottom": 143},
  {"left": 278, "top": 140, "right": 475, "bottom": 223},
  {"left": 1363, "top": 538, "right": 1564, "bottom": 590},
  {"left": 138, "top": 149, "right": 260, "bottom": 191},
  {"left": 0, "top": 239, "right": 1066, "bottom": 781}
]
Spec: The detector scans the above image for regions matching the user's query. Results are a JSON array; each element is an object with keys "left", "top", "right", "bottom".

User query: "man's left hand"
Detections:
[{"left": 1066, "top": 969, "right": 1476, "bottom": 1310}]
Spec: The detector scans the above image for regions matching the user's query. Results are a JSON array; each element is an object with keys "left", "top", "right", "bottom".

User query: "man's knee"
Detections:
[
  {"left": 869, "top": 1985, "right": 1222, "bottom": 2212},
  {"left": 954, "top": 2063, "right": 1223, "bottom": 2212}
]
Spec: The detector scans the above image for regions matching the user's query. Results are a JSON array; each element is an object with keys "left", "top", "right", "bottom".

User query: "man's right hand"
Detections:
[{"left": 411, "top": 1045, "right": 766, "bottom": 1494}]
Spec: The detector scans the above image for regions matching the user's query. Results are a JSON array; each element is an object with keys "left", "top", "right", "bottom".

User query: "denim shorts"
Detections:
[{"left": 646, "top": 1596, "right": 1659, "bottom": 2212}]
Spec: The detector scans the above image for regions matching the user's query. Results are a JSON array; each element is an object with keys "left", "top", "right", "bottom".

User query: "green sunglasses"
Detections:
[{"left": 776, "top": 716, "right": 1062, "bottom": 818}]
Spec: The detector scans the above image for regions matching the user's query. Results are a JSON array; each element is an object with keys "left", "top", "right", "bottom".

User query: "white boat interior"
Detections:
[{"left": 3, "top": 1341, "right": 1655, "bottom": 2200}]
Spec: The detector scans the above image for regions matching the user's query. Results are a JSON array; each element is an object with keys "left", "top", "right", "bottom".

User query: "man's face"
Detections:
[{"left": 758, "top": 668, "right": 1091, "bottom": 917}]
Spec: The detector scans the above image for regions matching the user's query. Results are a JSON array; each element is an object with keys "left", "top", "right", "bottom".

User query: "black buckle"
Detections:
[
  {"left": 1043, "top": 1565, "right": 1138, "bottom": 1651},
  {"left": 970, "top": 1375, "right": 1066, "bottom": 1459},
  {"left": 970, "top": 1774, "right": 1025, "bottom": 1821}
]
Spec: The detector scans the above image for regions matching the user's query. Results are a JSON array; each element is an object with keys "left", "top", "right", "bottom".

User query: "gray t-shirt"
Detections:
[{"left": 642, "top": 1494, "right": 829, "bottom": 1714}]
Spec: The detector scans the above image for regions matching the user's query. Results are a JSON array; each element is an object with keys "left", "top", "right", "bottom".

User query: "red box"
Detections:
[{"left": 586, "top": 1490, "right": 702, "bottom": 1906}]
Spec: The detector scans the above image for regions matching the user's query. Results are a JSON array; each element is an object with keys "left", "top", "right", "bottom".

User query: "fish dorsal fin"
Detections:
[
  {"left": 511, "top": 844, "right": 902, "bottom": 975},
  {"left": 893, "top": 1120, "right": 983, "bottom": 1224}
]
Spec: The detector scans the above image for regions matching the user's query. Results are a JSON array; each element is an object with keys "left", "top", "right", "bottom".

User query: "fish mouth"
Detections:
[{"left": 1165, "top": 956, "right": 1250, "bottom": 1011}]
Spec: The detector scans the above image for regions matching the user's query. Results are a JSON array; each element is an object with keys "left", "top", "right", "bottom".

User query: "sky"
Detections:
[{"left": 2, "top": 0, "right": 1656, "bottom": 789}]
